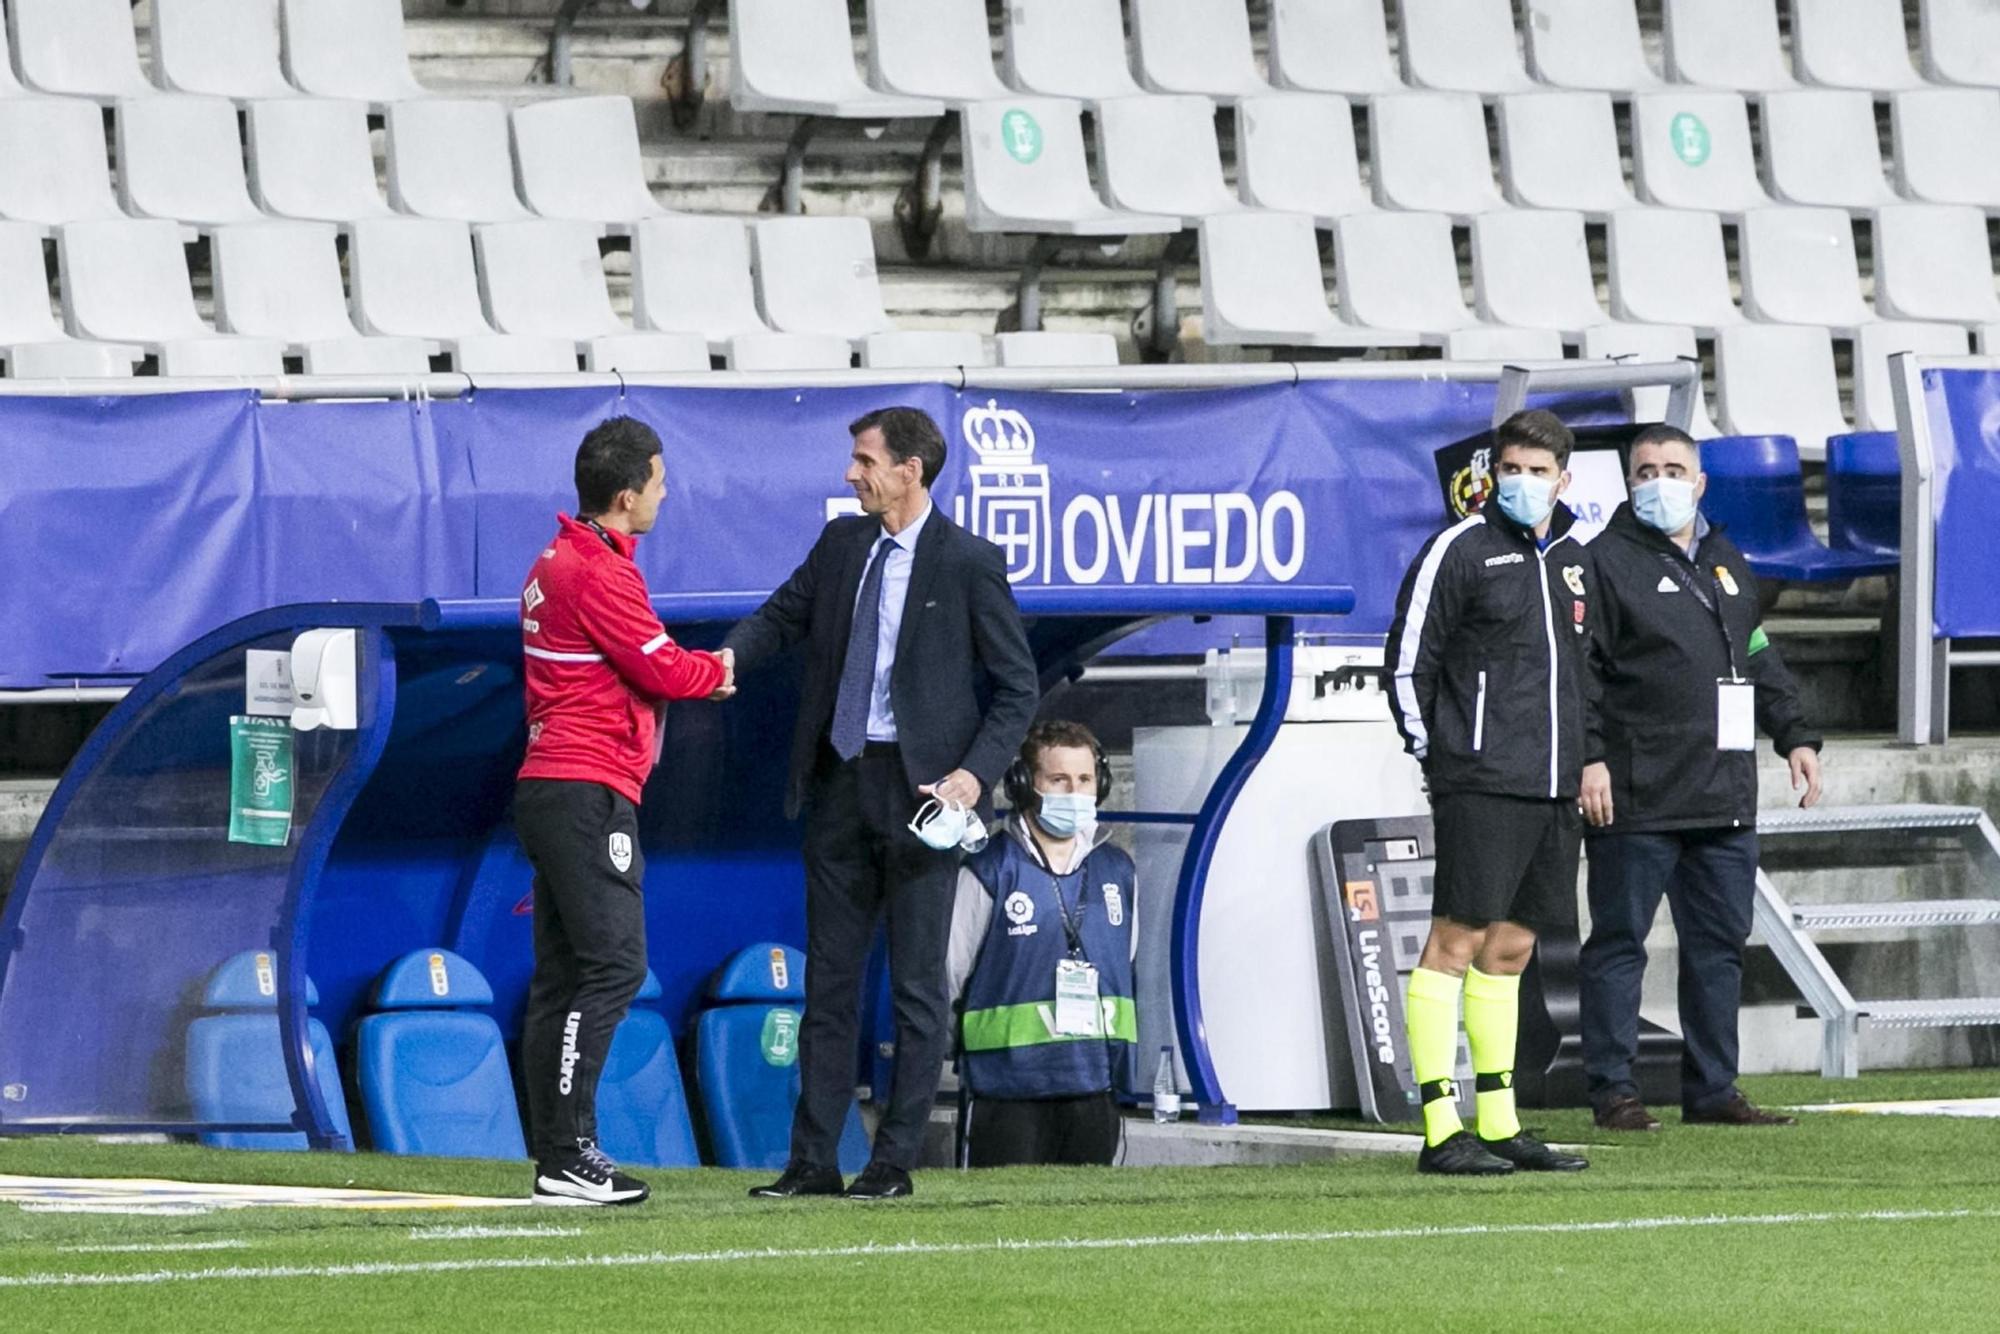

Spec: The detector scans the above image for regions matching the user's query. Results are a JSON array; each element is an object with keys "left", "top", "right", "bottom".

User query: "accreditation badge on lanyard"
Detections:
[
  {"left": 1717, "top": 678, "right": 1756, "bottom": 751},
  {"left": 1054, "top": 959, "right": 1102, "bottom": 1036}
]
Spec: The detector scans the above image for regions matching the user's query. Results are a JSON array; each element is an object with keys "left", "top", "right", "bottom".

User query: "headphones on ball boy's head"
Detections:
[{"left": 1002, "top": 730, "right": 1114, "bottom": 815}]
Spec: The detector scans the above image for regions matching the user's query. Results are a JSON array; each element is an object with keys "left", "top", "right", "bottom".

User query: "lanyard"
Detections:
[
  {"left": 1651, "top": 550, "right": 1740, "bottom": 679},
  {"left": 1026, "top": 830, "right": 1089, "bottom": 958},
  {"left": 584, "top": 518, "right": 621, "bottom": 555}
]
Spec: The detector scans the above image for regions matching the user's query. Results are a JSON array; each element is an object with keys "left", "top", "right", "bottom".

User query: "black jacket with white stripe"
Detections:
[{"left": 1386, "top": 502, "right": 1599, "bottom": 802}]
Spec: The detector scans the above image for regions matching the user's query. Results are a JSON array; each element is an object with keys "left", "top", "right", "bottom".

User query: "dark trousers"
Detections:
[
  {"left": 1579, "top": 827, "right": 1759, "bottom": 1113},
  {"left": 514, "top": 779, "right": 649, "bottom": 1160},
  {"left": 964, "top": 1092, "right": 1120, "bottom": 1168},
  {"left": 793, "top": 742, "right": 956, "bottom": 1172}
]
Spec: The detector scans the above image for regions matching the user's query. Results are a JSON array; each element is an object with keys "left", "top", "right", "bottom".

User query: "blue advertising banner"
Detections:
[{"left": 1920, "top": 368, "right": 2000, "bottom": 638}]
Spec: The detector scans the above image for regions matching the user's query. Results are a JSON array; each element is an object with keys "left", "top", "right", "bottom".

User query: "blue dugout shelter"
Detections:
[{"left": 0, "top": 585, "right": 1350, "bottom": 1148}]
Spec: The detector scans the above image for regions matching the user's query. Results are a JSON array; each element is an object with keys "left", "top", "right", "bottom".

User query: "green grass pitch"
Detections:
[{"left": 3, "top": 1070, "right": 1998, "bottom": 1332}]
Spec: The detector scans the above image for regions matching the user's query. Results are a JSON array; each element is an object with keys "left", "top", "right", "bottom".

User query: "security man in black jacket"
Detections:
[
  {"left": 1386, "top": 409, "right": 1595, "bottom": 1177},
  {"left": 1577, "top": 424, "right": 1822, "bottom": 1132}
]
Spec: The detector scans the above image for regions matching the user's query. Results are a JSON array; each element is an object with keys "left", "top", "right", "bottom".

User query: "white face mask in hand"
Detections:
[{"left": 907, "top": 797, "right": 989, "bottom": 853}]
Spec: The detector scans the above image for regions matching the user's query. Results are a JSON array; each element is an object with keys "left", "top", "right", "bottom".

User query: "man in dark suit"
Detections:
[{"left": 726, "top": 405, "right": 1038, "bottom": 1201}]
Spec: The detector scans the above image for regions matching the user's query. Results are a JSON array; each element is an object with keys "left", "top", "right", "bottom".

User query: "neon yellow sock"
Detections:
[
  {"left": 1405, "top": 967, "right": 1464, "bottom": 1147},
  {"left": 1463, "top": 966, "right": 1522, "bottom": 1141}
]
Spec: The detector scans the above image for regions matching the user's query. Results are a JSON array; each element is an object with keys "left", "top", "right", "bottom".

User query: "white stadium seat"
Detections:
[
  {"left": 1792, "top": 0, "right": 1925, "bottom": 92},
  {"left": 1578, "top": 323, "right": 1720, "bottom": 438},
  {"left": 1370, "top": 93, "right": 1508, "bottom": 220},
  {"left": 1853, "top": 322, "right": 1970, "bottom": 432},
  {"left": 475, "top": 218, "right": 710, "bottom": 372},
  {"left": 0, "top": 97, "right": 124, "bottom": 228},
  {"left": 1891, "top": 90, "right": 2000, "bottom": 209},
  {"left": 1738, "top": 207, "right": 1871, "bottom": 329},
  {"left": 512, "top": 96, "right": 674, "bottom": 231},
  {"left": 961, "top": 97, "right": 1180, "bottom": 237},
  {"left": 751, "top": 217, "right": 896, "bottom": 344},
  {"left": 347, "top": 217, "right": 496, "bottom": 348},
  {"left": 8, "top": 0, "right": 154, "bottom": 102},
  {"left": 1442, "top": 327, "right": 1566, "bottom": 362},
  {"left": 1981, "top": 325, "right": 2000, "bottom": 356},
  {"left": 211, "top": 220, "right": 432, "bottom": 377},
  {"left": 1521, "top": 0, "right": 1663, "bottom": 93},
  {"left": 1715, "top": 324, "right": 1851, "bottom": 457},
  {"left": 1497, "top": 92, "right": 1635, "bottom": 216},
  {"left": 1919, "top": 0, "right": 2000, "bottom": 88},
  {"left": 1129, "top": 0, "right": 1271, "bottom": 104},
  {"left": 1759, "top": 91, "right": 1899, "bottom": 209},
  {"left": 1606, "top": 208, "right": 1742, "bottom": 333},
  {"left": 386, "top": 99, "right": 532, "bottom": 223},
  {"left": 116, "top": 96, "right": 265, "bottom": 228},
  {"left": 866, "top": 0, "right": 1010, "bottom": 105},
  {"left": 1872, "top": 205, "right": 2000, "bottom": 325},
  {"left": 1398, "top": 0, "right": 1535, "bottom": 96},
  {"left": 1662, "top": 0, "right": 1798, "bottom": 92},
  {"left": 993, "top": 331, "right": 1121, "bottom": 367},
  {"left": 629, "top": 216, "right": 771, "bottom": 354},
  {"left": 1470, "top": 209, "right": 1607, "bottom": 337},
  {"left": 1094, "top": 95, "right": 1244, "bottom": 220},
  {"left": 246, "top": 99, "right": 394, "bottom": 222},
  {"left": 0, "top": 13, "right": 26, "bottom": 98},
  {"left": 1267, "top": 0, "right": 1402, "bottom": 96},
  {"left": 725, "top": 331, "right": 854, "bottom": 371},
  {"left": 1333, "top": 210, "right": 1479, "bottom": 341},
  {"left": 154, "top": 0, "right": 298, "bottom": 101},
  {"left": 860, "top": 331, "right": 991, "bottom": 369},
  {"left": 56, "top": 219, "right": 286, "bottom": 374},
  {"left": 1234, "top": 94, "right": 1375, "bottom": 224},
  {"left": 0, "top": 220, "right": 141, "bottom": 378},
  {"left": 1631, "top": 92, "right": 1768, "bottom": 214},
  {"left": 1199, "top": 211, "right": 1407, "bottom": 349},
  {"left": 298, "top": 338, "right": 434, "bottom": 376},
  {"left": 728, "top": 0, "right": 943, "bottom": 119},
  {"left": 452, "top": 337, "right": 583, "bottom": 375},
  {"left": 1000, "top": 0, "right": 1142, "bottom": 102},
  {"left": 280, "top": 0, "right": 427, "bottom": 104}
]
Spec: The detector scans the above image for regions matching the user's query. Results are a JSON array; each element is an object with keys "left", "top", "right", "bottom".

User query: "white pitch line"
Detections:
[
  {"left": 59, "top": 1241, "right": 250, "bottom": 1256},
  {"left": 0, "top": 1206, "right": 1991, "bottom": 1290},
  {"left": 409, "top": 1226, "right": 583, "bottom": 1242},
  {"left": 19, "top": 1205, "right": 214, "bottom": 1217}
]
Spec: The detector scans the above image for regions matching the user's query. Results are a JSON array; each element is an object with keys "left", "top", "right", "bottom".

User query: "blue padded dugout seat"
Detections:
[
  {"left": 693, "top": 943, "right": 869, "bottom": 1173},
  {"left": 356, "top": 949, "right": 527, "bottom": 1160},
  {"left": 594, "top": 968, "right": 701, "bottom": 1169},
  {"left": 1699, "top": 435, "right": 1896, "bottom": 582},
  {"left": 1826, "top": 432, "right": 1901, "bottom": 562},
  {"left": 186, "top": 950, "right": 353, "bottom": 1152}
]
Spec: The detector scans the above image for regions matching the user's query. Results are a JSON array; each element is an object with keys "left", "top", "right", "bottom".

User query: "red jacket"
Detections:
[{"left": 517, "top": 514, "right": 728, "bottom": 804}]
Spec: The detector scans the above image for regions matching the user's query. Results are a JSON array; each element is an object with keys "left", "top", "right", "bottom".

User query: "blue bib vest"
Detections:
[{"left": 959, "top": 830, "right": 1137, "bottom": 1100}]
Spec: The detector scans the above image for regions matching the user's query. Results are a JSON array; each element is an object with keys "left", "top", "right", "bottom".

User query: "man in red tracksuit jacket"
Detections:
[{"left": 515, "top": 416, "right": 732, "bottom": 1206}]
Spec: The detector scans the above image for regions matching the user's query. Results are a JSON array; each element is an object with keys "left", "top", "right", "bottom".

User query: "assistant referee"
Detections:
[{"left": 515, "top": 416, "right": 733, "bottom": 1206}]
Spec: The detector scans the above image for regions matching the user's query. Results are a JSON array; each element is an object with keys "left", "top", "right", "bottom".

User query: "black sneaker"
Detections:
[
  {"left": 1481, "top": 1131, "right": 1589, "bottom": 1172},
  {"left": 533, "top": 1138, "right": 650, "bottom": 1206},
  {"left": 1416, "top": 1130, "right": 1515, "bottom": 1176}
]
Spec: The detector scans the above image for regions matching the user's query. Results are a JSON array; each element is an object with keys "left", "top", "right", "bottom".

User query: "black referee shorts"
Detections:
[{"left": 1431, "top": 790, "right": 1582, "bottom": 933}]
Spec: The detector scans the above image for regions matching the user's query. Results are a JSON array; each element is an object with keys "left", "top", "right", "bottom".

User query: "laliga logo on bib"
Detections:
[
  {"left": 1004, "top": 891, "right": 1036, "bottom": 925},
  {"left": 608, "top": 831, "right": 632, "bottom": 874}
]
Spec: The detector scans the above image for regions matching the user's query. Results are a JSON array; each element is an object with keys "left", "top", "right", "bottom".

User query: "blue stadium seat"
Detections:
[
  {"left": 355, "top": 949, "right": 527, "bottom": 1160},
  {"left": 1826, "top": 432, "right": 1902, "bottom": 561},
  {"left": 693, "top": 943, "right": 868, "bottom": 1173},
  {"left": 185, "top": 950, "right": 353, "bottom": 1152},
  {"left": 1699, "top": 435, "right": 1897, "bottom": 582},
  {"left": 594, "top": 968, "right": 701, "bottom": 1169}
]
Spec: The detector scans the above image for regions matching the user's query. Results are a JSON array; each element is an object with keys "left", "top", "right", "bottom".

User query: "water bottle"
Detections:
[{"left": 1151, "top": 1045, "right": 1182, "bottom": 1124}]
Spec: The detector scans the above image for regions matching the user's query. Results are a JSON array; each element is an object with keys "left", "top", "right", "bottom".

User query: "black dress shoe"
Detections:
[
  {"left": 842, "top": 1162, "right": 914, "bottom": 1200},
  {"left": 1481, "top": 1131, "right": 1589, "bottom": 1172},
  {"left": 1683, "top": 1093, "right": 1796, "bottom": 1126},
  {"left": 748, "top": 1163, "right": 844, "bottom": 1198},
  {"left": 1416, "top": 1130, "right": 1514, "bottom": 1176}
]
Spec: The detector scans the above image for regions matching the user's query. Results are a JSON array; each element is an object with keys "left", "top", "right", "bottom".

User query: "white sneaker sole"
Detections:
[{"left": 532, "top": 1174, "right": 649, "bottom": 1207}]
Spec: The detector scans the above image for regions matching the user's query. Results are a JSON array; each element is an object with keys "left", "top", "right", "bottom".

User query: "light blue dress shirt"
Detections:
[{"left": 856, "top": 502, "right": 931, "bottom": 742}]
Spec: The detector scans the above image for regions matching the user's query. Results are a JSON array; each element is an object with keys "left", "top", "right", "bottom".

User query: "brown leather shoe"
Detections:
[
  {"left": 1683, "top": 1093, "right": 1797, "bottom": 1126},
  {"left": 1593, "top": 1094, "right": 1662, "bottom": 1132}
]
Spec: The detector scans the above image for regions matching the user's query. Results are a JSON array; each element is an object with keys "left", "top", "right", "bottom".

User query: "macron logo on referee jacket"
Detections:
[{"left": 518, "top": 514, "right": 728, "bottom": 805}]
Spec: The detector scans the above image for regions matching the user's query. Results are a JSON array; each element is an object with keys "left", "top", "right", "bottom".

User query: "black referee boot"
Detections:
[
  {"left": 1480, "top": 1131, "right": 1588, "bottom": 1172},
  {"left": 1416, "top": 1130, "right": 1515, "bottom": 1176}
]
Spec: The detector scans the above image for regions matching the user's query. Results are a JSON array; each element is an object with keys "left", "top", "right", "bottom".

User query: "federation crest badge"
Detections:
[
  {"left": 1102, "top": 883, "right": 1124, "bottom": 927},
  {"left": 1562, "top": 564, "right": 1586, "bottom": 596},
  {"left": 1716, "top": 565, "right": 1740, "bottom": 596},
  {"left": 608, "top": 831, "right": 633, "bottom": 874}
]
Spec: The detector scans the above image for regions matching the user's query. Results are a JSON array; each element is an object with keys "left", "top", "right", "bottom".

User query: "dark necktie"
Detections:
[{"left": 829, "top": 536, "right": 890, "bottom": 761}]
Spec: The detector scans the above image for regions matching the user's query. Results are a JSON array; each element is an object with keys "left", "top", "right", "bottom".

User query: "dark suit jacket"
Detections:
[{"left": 723, "top": 507, "right": 1040, "bottom": 819}]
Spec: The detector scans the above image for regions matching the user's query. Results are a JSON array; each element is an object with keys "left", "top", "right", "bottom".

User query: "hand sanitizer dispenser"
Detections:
[{"left": 290, "top": 629, "right": 358, "bottom": 731}]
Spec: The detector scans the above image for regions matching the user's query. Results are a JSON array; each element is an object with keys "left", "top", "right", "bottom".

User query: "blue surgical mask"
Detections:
[
  {"left": 1493, "top": 473, "right": 1557, "bottom": 529},
  {"left": 1632, "top": 477, "right": 1699, "bottom": 535},
  {"left": 1034, "top": 791, "right": 1096, "bottom": 840}
]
